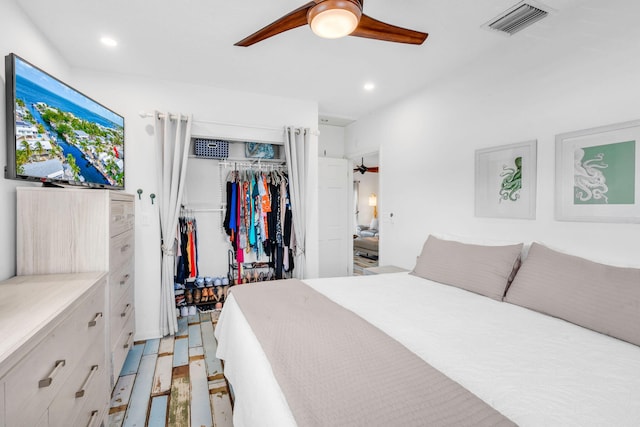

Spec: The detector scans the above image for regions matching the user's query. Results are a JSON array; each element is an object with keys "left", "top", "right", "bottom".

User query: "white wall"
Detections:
[
  {"left": 345, "top": 8, "right": 640, "bottom": 270},
  {"left": 0, "top": 1, "right": 72, "bottom": 281},
  {"left": 70, "top": 69, "right": 318, "bottom": 339}
]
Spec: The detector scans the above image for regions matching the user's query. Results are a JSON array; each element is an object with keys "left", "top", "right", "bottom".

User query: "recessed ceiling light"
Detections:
[
  {"left": 100, "top": 37, "right": 118, "bottom": 47},
  {"left": 364, "top": 82, "right": 375, "bottom": 91}
]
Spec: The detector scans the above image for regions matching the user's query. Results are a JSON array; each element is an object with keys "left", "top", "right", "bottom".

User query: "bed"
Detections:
[
  {"left": 215, "top": 236, "right": 640, "bottom": 427},
  {"left": 353, "top": 235, "right": 378, "bottom": 259},
  {"left": 354, "top": 221, "right": 379, "bottom": 259}
]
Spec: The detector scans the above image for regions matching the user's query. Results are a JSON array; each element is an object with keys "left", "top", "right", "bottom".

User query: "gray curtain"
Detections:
[
  {"left": 284, "top": 126, "right": 309, "bottom": 279},
  {"left": 156, "top": 111, "right": 192, "bottom": 336}
]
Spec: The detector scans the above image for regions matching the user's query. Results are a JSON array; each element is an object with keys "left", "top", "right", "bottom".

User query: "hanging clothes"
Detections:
[
  {"left": 175, "top": 213, "right": 199, "bottom": 283},
  {"left": 187, "top": 218, "right": 198, "bottom": 278},
  {"left": 223, "top": 167, "right": 294, "bottom": 280}
]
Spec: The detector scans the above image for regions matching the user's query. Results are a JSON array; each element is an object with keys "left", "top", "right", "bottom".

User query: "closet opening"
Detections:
[{"left": 351, "top": 151, "right": 379, "bottom": 275}]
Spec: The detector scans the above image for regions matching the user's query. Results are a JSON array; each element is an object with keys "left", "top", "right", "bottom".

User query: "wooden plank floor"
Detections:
[{"left": 109, "top": 311, "right": 233, "bottom": 427}]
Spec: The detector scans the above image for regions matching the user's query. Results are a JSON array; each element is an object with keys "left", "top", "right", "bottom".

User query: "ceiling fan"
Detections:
[
  {"left": 235, "top": 0, "right": 428, "bottom": 47},
  {"left": 354, "top": 158, "right": 378, "bottom": 174}
]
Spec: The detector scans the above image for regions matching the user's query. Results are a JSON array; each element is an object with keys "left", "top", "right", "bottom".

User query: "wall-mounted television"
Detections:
[{"left": 4, "top": 53, "right": 124, "bottom": 189}]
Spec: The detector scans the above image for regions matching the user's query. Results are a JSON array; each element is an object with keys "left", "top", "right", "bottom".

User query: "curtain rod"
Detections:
[
  {"left": 139, "top": 111, "right": 319, "bottom": 135},
  {"left": 139, "top": 111, "right": 189, "bottom": 122}
]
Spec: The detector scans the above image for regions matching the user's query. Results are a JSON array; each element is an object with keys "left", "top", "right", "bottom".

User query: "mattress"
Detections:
[{"left": 215, "top": 273, "right": 640, "bottom": 427}]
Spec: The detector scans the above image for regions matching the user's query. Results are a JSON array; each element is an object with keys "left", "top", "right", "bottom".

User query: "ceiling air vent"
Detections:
[{"left": 485, "top": 2, "right": 549, "bottom": 35}]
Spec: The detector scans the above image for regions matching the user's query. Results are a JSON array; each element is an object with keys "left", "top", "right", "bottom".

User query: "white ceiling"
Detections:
[{"left": 15, "top": 0, "right": 590, "bottom": 121}]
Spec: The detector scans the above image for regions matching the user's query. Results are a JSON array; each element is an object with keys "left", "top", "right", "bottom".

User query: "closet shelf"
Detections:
[{"left": 188, "top": 155, "right": 286, "bottom": 165}]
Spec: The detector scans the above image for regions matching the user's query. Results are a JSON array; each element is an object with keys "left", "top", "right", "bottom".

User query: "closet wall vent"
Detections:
[{"left": 483, "top": 1, "right": 550, "bottom": 35}]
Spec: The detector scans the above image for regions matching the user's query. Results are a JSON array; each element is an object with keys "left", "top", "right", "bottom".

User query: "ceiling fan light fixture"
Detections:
[
  {"left": 308, "top": 0, "right": 362, "bottom": 39},
  {"left": 100, "top": 36, "right": 118, "bottom": 47}
]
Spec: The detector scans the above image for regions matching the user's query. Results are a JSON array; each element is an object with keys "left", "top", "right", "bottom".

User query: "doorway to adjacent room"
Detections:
[{"left": 351, "top": 152, "right": 379, "bottom": 275}]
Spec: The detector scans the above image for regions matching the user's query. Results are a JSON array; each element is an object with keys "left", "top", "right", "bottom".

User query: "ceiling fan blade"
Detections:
[
  {"left": 368, "top": 166, "right": 379, "bottom": 173},
  {"left": 235, "top": 2, "right": 315, "bottom": 47},
  {"left": 350, "top": 14, "right": 428, "bottom": 45}
]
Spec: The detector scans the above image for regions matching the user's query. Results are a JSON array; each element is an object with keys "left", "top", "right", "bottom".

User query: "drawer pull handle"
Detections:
[
  {"left": 87, "top": 410, "right": 99, "bottom": 427},
  {"left": 119, "top": 274, "right": 130, "bottom": 285},
  {"left": 121, "top": 303, "right": 132, "bottom": 317},
  {"left": 75, "top": 365, "right": 99, "bottom": 398},
  {"left": 88, "top": 312, "right": 103, "bottom": 327},
  {"left": 123, "top": 332, "right": 133, "bottom": 349},
  {"left": 39, "top": 359, "right": 66, "bottom": 388},
  {"left": 120, "top": 244, "right": 130, "bottom": 253}
]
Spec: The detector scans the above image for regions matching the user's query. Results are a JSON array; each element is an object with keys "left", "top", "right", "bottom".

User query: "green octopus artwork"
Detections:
[
  {"left": 499, "top": 156, "right": 522, "bottom": 202},
  {"left": 574, "top": 148, "right": 609, "bottom": 203}
]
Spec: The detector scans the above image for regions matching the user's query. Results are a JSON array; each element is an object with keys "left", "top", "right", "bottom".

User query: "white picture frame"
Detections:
[
  {"left": 475, "top": 140, "right": 537, "bottom": 219},
  {"left": 555, "top": 119, "right": 640, "bottom": 223}
]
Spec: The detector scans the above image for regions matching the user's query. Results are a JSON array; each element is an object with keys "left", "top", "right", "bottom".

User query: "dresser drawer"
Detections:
[
  {"left": 3, "top": 280, "right": 105, "bottom": 427},
  {"left": 48, "top": 334, "right": 108, "bottom": 427},
  {"left": 77, "top": 400, "right": 107, "bottom": 427},
  {"left": 35, "top": 409, "right": 48, "bottom": 427},
  {"left": 112, "top": 315, "right": 135, "bottom": 381},
  {"left": 110, "top": 286, "right": 135, "bottom": 349},
  {"left": 110, "top": 258, "right": 134, "bottom": 313},
  {"left": 110, "top": 199, "right": 134, "bottom": 238},
  {"left": 109, "top": 229, "right": 134, "bottom": 272}
]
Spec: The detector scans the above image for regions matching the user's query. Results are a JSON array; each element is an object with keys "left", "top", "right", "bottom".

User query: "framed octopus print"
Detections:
[
  {"left": 555, "top": 119, "right": 640, "bottom": 223},
  {"left": 475, "top": 140, "right": 537, "bottom": 219}
]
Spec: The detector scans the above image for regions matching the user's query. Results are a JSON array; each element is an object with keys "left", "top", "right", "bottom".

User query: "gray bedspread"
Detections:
[{"left": 229, "top": 279, "right": 517, "bottom": 427}]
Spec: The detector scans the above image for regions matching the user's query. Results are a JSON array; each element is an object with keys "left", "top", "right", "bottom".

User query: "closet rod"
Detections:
[
  {"left": 181, "top": 204, "right": 225, "bottom": 213},
  {"left": 139, "top": 111, "right": 319, "bottom": 135},
  {"left": 189, "top": 208, "right": 224, "bottom": 213}
]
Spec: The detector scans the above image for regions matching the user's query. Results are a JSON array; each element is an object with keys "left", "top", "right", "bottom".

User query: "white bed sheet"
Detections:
[{"left": 215, "top": 273, "right": 640, "bottom": 427}]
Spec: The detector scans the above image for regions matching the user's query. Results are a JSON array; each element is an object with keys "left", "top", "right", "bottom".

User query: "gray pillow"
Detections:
[
  {"left": 411, "top": 235, "right": 523, "bottom": 301},
  {"left": 505, "top": 242, "right": 640, "bottom": 347}
]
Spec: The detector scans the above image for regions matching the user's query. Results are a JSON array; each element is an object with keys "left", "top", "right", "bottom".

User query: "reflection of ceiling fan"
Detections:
[
  {"left": 354, "top": 158, "right": 378, "bottom": 174},
  {"left": 235, "top": 0, "right": 428, "bottom": 47}
]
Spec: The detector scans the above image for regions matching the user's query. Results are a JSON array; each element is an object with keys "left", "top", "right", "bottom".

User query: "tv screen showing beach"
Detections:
[{"left": 7, "top": 54, "right": 124, "bottom": 188}]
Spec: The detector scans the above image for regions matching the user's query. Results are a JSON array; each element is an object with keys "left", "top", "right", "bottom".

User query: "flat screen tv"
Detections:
[{"left": 5, "top": 53, "right": 124, "bottom": 189}]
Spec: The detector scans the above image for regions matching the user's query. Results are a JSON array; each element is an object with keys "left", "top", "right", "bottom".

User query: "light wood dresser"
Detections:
[
  {"left": 16, "top": 187, "right": 135, "bottom": 388},
  {"left": 0, "top": 272, "right": 108, "bottom": 427}
]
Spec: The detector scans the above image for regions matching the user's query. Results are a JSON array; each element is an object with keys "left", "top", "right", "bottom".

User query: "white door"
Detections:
[{"left": 318, "top": 157, "right": 352, "bottom": 277}]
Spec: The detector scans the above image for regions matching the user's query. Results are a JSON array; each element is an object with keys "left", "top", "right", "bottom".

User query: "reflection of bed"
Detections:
[
  {"left": 215, "top": 236, "right": 640, "bottom": 427},
  {"left": 353, "top": 235, "right": 378, "bottom": 259}
]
